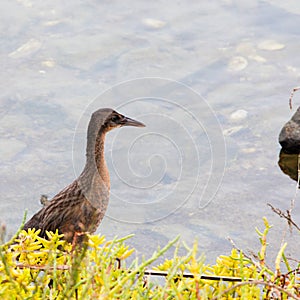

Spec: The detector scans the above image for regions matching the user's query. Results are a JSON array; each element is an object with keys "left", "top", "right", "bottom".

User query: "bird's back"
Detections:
[
  {"left": 23, "top": 108, "right": 144, "bottom": 244},
  {"left": 23, "top": 180, "right": 105, "bottom": 243}
]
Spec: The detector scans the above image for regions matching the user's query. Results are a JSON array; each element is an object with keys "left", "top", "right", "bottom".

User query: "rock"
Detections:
[
  {"left": 248, "top": 55, "right": 266, "bottom": 63},
  {"left": 241, "top": 147, "right": 256, "bottom": 154},
  {"left": 279, "top": 106, "right": 300, "bottom": 153},
  {"left": 230, "top": 109, "right": 248, "bottom": 121},
  {"left": 41, "top": 59, "right": 56, "bottom": 68},
  {"left": 258, "top": 40, "right": 285, "bottom": 51},
  {"left": 223, "top": 126, "right": 243, "bottom": 136},
  {"left": 227, "top": 56, "right": 248, "bottom": 72},
  {"left": 142, "top": 18, "right": 166, "bottom": 29}
]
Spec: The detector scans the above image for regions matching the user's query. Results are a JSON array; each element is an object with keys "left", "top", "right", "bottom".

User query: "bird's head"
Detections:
[
  {"left": 105, "top": 110, "right": 145, "bottom": 131},
  {"left": 89, "top": 108, "right": 145, "bottom": 135}
]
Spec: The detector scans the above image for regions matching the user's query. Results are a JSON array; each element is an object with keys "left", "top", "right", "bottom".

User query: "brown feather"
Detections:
[{"left": 23, "top": 108, "right": 145, "bottom": 244}]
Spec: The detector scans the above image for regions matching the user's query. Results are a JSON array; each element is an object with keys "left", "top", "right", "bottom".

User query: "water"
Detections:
[{"left": 1, "top": 0, "right": 300, "bottom": 265}]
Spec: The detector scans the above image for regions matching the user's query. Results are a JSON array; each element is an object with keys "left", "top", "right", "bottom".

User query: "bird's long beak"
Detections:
[{"left": 122, "top": 116, "right": 145, "bottom": 127}]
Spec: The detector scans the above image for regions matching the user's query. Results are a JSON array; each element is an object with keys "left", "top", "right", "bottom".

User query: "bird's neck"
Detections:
[{"left": 80, "top": 129, "right": 110, "bottom": 190}]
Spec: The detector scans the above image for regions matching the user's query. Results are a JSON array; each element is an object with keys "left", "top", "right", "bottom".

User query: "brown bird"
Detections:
[{"left": 23, "top": 108, "right": 145, "bottom": 244}]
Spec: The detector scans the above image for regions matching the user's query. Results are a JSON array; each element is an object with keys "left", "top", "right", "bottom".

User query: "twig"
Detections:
[
  {"left": 286, "top": 267, "right": 300, "bottom": 276},
  {"left": 292, "top": 153, "right": 300, "bottom": 209},
  {"left": 285, "top": 257, "right": 300, "bottom": 264},
  {"left": 227, "top": 236, "right": 264, "bottom": 273},
  {"left": 16, "top": 263, "right": 69, "bottom": 270},
  {"left": 289, "top": 86, "right": 300, "bottom": 110},
  {"left": 143, "top": 270, "right": 244, "bottom": 282},
  {"left": 14, "top": 263, "right": 245, "bottom": 282},
  {"left": 267, "top": 203, "right": 300, "bottom": 232},
  {"left": 211, "top": 279, "right": 300, "bottom": 300}
]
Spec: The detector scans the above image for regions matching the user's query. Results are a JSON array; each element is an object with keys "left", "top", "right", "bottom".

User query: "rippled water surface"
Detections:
[{"left": 1, "top": 0, "right": 300, "bottom": 264}]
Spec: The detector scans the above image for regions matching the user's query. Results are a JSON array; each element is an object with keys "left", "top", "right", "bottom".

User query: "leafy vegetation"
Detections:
[{"left": 0, "top": 217, "right": 299, "bottom": 299}]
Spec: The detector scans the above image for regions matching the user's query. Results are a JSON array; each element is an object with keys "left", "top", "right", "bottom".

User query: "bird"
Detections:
[{"left": 23, "top": 108, "right": 145, "bottom": 244}]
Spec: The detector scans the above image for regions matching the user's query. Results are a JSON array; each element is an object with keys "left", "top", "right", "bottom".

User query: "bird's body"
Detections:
[{"left": 23, "top": 108, "right": 145, "bottom": 243}]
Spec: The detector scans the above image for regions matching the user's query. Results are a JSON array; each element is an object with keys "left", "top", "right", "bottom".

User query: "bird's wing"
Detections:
[{"left": 24, "top": 181, "right": 83, "bottom": 234}]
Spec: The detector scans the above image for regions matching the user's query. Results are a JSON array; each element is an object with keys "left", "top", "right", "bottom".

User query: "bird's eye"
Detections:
[{"left": 111, "top": 115, "right": 119, "bottom": 123}]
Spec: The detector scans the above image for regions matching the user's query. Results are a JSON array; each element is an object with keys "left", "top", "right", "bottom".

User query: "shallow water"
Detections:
[{"left": 1, "top": 0, "right": 300, "bottom": 264}]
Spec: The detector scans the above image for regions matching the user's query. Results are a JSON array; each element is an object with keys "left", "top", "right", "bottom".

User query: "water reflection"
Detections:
[{"left": 278, "top": 150, "right": 299, "bottom": 184}]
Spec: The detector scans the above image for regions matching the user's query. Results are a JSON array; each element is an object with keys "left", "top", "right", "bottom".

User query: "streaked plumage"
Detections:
[{"left": 24, "top": 108, "right": 145, "bottom": 244}]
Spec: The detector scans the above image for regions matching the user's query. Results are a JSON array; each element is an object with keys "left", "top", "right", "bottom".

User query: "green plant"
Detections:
[{"left": 0, "top": 217, "right": 299, "bottom": 299}]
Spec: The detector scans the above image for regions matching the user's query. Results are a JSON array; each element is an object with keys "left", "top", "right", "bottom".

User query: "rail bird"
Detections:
[{"left": 23, "top": 108, "right": 145, "bottom": 244}]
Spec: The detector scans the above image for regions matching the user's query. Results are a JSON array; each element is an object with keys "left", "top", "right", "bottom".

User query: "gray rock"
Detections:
[{"left": 279, "top": 107, "right": 300, "bottom": 154}]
